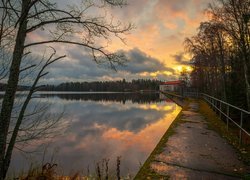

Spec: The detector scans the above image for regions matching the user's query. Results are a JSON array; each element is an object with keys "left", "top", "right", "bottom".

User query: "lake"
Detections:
[{"left": 7, "top": 92, "right": 181, "bottom": 178}]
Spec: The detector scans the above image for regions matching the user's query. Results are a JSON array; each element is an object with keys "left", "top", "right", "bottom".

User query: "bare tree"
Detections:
[
  {"left": 209, "top": 0, "right": 250, "bottom": 108},
  {"left": 185, "top": 0, "right": 250, "bottom": 108},
  {"left": 186, "top": 24, "right": 230, "bottom": 97},
  {"left": 0, "top": 0, "right": 132, "bottom": 178},
  {"left": 4, "top": 48, "right": 65, "bottom": 176}
]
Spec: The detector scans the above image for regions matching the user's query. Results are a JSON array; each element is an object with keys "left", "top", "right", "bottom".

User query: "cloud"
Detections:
[
  {"left": 34, "top": 47, "right": 176, "bottom": 84},
  {"left": 105, "top": 0, "right": 211, "bottom": 67},
  {"left": 120, "top": 48, "right": 174, "bottom": 74},
  {"left": 171, "top": 52, "right": 190, "bottom": 65},
  {"left": 64, "top": 101, "right": 166, "bottom": 134},
  {"left": 22, "top": 0, "right": 212, "bottom": 84}
]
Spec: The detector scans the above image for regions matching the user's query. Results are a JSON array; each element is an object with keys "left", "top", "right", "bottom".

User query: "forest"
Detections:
[{"left": 185, "top": 0, "right": 250, "bottom": 110}]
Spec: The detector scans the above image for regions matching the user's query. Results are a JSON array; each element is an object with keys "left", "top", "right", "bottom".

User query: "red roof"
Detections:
[{"left": 161, "top": 80, "right": 182, "bottom": 85}]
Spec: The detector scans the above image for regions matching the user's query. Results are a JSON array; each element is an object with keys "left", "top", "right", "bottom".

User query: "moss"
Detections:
[
  {"left": 198, "top": 100, "right": 250, "bottom": 166},
  {"left": 135, "top": 101, "right": 190, "bottom": 179}
]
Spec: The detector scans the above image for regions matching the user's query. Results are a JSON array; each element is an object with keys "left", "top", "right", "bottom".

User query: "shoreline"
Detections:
[{"left": 135, "top": 100, "right": 186, "bottom": 179}]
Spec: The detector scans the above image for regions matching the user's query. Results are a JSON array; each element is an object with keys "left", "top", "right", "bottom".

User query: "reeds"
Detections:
[{"left": 11, "top": 156, "right": 133, "bottom": 180}]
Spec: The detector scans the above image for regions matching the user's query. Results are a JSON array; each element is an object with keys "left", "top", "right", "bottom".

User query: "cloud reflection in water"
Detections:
[{"left": 10, "top": 93, "right": 181, "bottom": 177}]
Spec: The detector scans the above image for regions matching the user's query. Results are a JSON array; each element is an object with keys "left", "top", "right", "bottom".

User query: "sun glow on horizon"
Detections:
[{"left": 174, "top": 65, "right": 193, "bottom": 74}]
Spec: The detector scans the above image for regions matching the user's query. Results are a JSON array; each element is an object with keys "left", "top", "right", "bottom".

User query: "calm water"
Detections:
[{"left": 8, "top": 92, "right": 181, "bottom": 177}]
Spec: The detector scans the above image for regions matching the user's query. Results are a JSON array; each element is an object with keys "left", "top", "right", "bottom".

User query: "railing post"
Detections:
[
  {"left": 214, "top": 99, "right": 216, "bottom": 111},
  {"left": 212, "top": 98, "right": 214, "bottom": 110},
  {"left": 213, "top": 98, "right": 216, "bottom": 111},
  {"left": 239, "top": 112, "right": 243, "bottom": 145},
  {"left": 219, "top": 102, "right": 222, "bottom": 119},
  {"left": 215, "top": 100, "right": 217, "bottom": 112},
  {"left": 214, "top": 100, "right": 218, "bottom": 114},
  {"left": 226, "top": 105, "right": 229, "bottom": 130},
  {"left": 203, "top": 93, "right": 250, "bottom": 144},
  {"left": 210, "top": 97, "right": 212, "bottom": 107}
]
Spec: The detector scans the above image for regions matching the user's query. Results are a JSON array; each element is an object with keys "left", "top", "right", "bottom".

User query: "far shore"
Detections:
[{"left": 0, "top": 90, "right": 159, "bottom": 95}]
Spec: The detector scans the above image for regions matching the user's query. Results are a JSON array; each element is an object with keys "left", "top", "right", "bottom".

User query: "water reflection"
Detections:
[
  {"left": 39, "top": 92, "right": 163, "bottom": 104},
  {"left": 9, "top": 93, "right": 181, "bottom": 177}
]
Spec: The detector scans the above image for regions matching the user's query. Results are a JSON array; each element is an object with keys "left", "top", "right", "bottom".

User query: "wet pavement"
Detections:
[{"left": 149, "top": 102, "right": 249, "bottom": 179}]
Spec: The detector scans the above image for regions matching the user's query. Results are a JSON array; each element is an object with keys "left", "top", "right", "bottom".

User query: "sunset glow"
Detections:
[
  {"left": 2, "top": 0, "right": 250, "bottom": 179},
  {"left": 174, "top": 65, "right": 193, "bottom": 74},
  {"left": 26, "top": 0, "right": 211, "bottom": 84}
]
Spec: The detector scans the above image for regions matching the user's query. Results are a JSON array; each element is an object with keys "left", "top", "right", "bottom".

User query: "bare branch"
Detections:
[
  {"left": 4, "top": 50, "right": 65, "bottom": 172},
  {"left": 20, "top": 64, "right": 36, "bottom": 72}
]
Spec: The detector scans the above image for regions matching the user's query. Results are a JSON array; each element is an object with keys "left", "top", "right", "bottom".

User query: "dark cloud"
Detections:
[
  {"left": 171, "top": 52, "right": 190, "bottom": 66},
  {"left": 156, "top": 0, "right": 190, "bottom": 13},
  {"left": 44, "top": 49, "right": 111, "bottom": 82},
  {"left": 120, "top": 48, "right": 174, "bottom": 74},
  {"left": 37, "top": 47, "right": 175, "bottom": 84}
]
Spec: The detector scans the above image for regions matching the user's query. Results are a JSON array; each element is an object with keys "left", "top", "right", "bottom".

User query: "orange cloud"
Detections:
[
  {"left": 107, "top": 0, "right": 211, "bottom": 72},
  {"left": 26, "top": 0, "right": 212, "bottom": 82}
]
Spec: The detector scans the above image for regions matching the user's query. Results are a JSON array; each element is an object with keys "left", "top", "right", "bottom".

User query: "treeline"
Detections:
[
  {"left": 40, "top": 79, "right": 162, "bottom": 92},
  {"left": 0, "top": 83, "right": 29, "bottom": 91},
  {"left": 185, "top": 0, "right": 250, "bottom": 110},
  {"left": 40, "top": 92, "right": 162, "bottom": 104}
]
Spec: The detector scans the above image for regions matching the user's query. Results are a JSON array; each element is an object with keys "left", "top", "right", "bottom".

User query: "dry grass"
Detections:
[{"left": 10, "top": 156, "right": 131, "bottom": 180}]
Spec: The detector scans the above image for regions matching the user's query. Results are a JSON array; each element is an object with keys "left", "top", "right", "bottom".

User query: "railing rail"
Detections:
[{"left": 201, "top": 93, "right": 250, "bottom": 144}]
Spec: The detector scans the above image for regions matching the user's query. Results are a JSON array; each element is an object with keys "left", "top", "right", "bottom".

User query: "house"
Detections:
[{"left": 159, "top": 80, "right": 183, "bottom": 92}]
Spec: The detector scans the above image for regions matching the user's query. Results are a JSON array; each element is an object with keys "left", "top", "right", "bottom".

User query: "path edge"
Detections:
[{"left": 134, "top": 100, "right": 189, "bottom": 179}]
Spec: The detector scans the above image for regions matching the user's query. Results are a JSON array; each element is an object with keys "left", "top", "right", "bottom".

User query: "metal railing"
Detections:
[
  {"left": 201, "top": 93, "right": 250, "bottom": 144},
  {"left": 183, "top": 91, "right": 199, "bottom": 98}
]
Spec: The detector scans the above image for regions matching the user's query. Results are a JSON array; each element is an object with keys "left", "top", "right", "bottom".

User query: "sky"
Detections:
[{"left": 26, "top": 0, "right": 212, "bottom": 84}]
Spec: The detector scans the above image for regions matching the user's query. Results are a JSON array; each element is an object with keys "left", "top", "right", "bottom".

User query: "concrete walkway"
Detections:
[{"left": 149, "top": 102, "right": 249, "bottom": 179}]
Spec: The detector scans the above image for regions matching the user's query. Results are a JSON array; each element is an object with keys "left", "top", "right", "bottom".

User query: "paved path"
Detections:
[{"left": 149, "top": 102, "right": 249, "bottom": 179}]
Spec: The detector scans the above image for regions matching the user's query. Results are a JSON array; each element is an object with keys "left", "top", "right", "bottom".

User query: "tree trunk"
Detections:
[
  {"left": 0, "top": 1, "right": 29, "bottom": 178},
  {"left": 3, "top": 86, "right": 34, "bottom": 179},
  {"left": 243, "top": 57, "right": 250, "bottom": 111},
  {"left": 241, "top": 27, "right": 250, "bottom": 110},
  {"left": 217, "top": 34, "right": 227, "bottom": 101}
]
